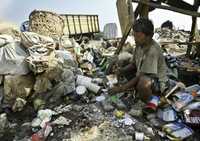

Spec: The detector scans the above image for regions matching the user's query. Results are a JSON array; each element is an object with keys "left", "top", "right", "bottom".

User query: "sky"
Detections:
[{"left": 0, "top": 0, "right": 198, "bottom": 36}]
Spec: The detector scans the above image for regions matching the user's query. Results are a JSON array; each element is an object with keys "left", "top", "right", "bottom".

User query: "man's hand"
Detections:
[
  {"left": 113, "top": 66, "right": 124, "bottom": 78},
  {"left": 108, "top": 86, "right": 124, "bottom": 95},
  {"left": 113, "top": 68, "right": 121, "bottom": 76}
]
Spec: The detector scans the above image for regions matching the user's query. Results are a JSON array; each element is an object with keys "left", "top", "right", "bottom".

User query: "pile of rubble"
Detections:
[
  {"left": 0, "top": 13, "right": 200, "bottom": 141},
  {"left": 155, "top": 28, "right": 190, "bottom": 56},
  {"left": 0, "top": 28, "right": 137, "bottom": 141},
  {"left": 0, "top": 29, "right": 199, "bottom": 141}
]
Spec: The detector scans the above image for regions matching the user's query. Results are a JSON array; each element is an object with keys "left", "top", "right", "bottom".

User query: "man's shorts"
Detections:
[{"left": 147, "top": 75, "right": 169, "bottom": 95}]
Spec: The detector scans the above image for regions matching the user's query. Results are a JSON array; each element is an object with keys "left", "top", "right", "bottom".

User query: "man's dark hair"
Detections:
[{"left": 133, "top": 18, "right": 154, "bottom": 37}]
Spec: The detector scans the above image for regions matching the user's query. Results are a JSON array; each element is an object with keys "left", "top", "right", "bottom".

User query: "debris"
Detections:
[
  {"left": 172, "top": 91, "right": 195, "bottom": 111},
  {"left": 96, "top": 95, "right": 106, "bottom": 102},
  {"left": 143, "top": 96, "right": 160, "bottom": 114},
  {"left": 26, "top": 45, "right": 56, "bottom": 74},
  {"left": 134, "top": 121, "right": 155, "bottom": 137},
  {"left": 12, "top": 98, "right": 27, "bottom": 112},
  {"left": 183, "top": 109, "right": 200, "bottom": 126},
  {"left": 1, "top": 11, "right": 200, "bottom": 141},
  {"left": 33, "top": 98, "right": 46, "bottom": 111},
  {"left": 114, "top": 110, "right": 125, "bottom": 119},
  {"left": 31, "top": 122, "right": 52, "bottom": 141},
  {"left": 134, "top": 132, "right": 151, "bottom": 141},
  {"left": 157, "top": 106, "right": 178, "bottom": 122},
  {"left": 32, "top": 109, "right": 56, "bottom": 128},
  {"left": 52, "top": 116, "right": 72, "bottom": 126},
  {"left": 162, "top": 122, "right": 193, "bottom": 140},
  {"left": 3, "top": 75, "right": 34, "bottom": 108},
  {"left": 0, "top": 41, "right": 29, "bottom": 75},
  {"left": 100, "top": 100, "right": 115, "bottom": 112},
  {"left": 106, "top": 74, "right": 118, "bottom": 87},
  {"left": 119, "top": 114, "right": 136, "bottom": 126},
  {"left": 0, "top": 113, "right": 8, "bottom": 136},
  {"left": 54, "top": 105, "right": 72, "bottom": 114},
  {"left": 76, "top": 86, "right": 87, "bottom": 95},
  {"left": 20, "top": 31, "right": 54, "bottom": 48},
  {"left": 129, "top": 108, "right": 143, "bottom": 117},
  {"left": 111, "top": 96, "right": 127, "bottom": 110},
  {"left": 76, "top": 75, "right": 101, "bottom": 94}
]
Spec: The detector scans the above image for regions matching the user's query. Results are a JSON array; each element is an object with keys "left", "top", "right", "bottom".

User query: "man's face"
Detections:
[{"left": 133, "top": 31, "right": 146, "bottom": 46}]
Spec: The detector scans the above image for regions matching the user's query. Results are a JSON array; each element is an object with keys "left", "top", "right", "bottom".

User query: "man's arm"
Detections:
[
  {"left": 120, "top": 75, "right": 139, "bottom": 91},
  {"left": 109, "top": 73, "right": 143, "bottom": 94},
  {"left": 120, "top": 63, "right": 136, "bottom": 75}
]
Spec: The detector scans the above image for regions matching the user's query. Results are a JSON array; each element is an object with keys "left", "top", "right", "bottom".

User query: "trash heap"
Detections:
[
  {"left": 155, "top": 28, "right": 190, "bottom": 56},
  {"left": 0, "top": 11, "right": 200, "bottom": 141}
]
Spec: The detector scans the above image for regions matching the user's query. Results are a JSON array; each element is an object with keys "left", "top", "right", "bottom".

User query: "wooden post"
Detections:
[
  {"left": 186, "top": 0, "right": 199, "bottom": 57},
  {"left": 186, "top": 17, "right": 197, "bottom": 56},
  {"left": 140, "top": 0, "right": 149, "bottom": 18}
]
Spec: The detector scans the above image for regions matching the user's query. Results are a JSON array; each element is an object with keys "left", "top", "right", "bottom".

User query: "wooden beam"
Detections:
[
  {"left": 132, "top": 0, "right": 200, "bottom": 17},
  {"left": 160, "top": 41, "right": 200, "bottom": 46},
  {"left": 161, "top": 0, "right": 194, "bottom": 12}
]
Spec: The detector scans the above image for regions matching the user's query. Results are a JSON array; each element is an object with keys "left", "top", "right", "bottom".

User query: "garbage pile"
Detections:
[
  {"left": 155, "top": 28, "right": 190, "bottom": 56},
  {"left": 0, "top": 11, "right": 200, "bottom": 141}
]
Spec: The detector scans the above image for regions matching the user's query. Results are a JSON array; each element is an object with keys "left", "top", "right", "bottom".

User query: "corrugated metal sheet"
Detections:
[{"left": 61, "top": 15, "right": 100, "bottom": 36}]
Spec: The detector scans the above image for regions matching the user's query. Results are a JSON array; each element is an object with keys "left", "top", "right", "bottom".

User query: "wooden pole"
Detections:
[
  {"left": 105, "top": 23, "right": 133, "bottom": 74},
  {"left": 140, "top": 0, "right": 149, "bottom": 18},
  {"left": 186, "top": 17, "right": 197, "bottom": 56},
  {"left": 186, "top": 0, "right": 199, "bottom": 56}
]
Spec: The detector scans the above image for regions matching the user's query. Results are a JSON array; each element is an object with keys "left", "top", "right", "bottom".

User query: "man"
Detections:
[{"left": 109, "top": 18, "right": 169, "bottom": 103}]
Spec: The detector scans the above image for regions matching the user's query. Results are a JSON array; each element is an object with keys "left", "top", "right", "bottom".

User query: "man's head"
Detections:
[{"left": 133, "top": 18, "right": 154, "bottom": 46}]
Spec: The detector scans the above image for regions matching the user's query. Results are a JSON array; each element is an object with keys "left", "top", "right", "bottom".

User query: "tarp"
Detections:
[
  {"left": 0, "top": 40, "right": 29, "bottom": 75},
  {"left": 20, "top": 31, "right": 54, "bottom": 48}
]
